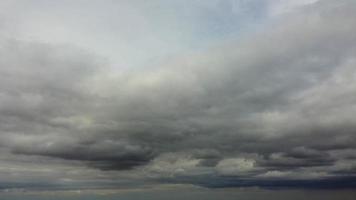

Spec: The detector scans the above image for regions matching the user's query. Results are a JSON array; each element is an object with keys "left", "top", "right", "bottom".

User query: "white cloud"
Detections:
[{"left": 216, "top": 158, "right": 256, "bottom": 175}]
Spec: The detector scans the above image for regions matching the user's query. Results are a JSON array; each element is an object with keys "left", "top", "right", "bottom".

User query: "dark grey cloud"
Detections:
[{"left": 0, "top": 0, "right": 356, "bottom": 190}]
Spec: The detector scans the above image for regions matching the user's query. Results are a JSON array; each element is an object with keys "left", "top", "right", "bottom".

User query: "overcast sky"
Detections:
[{"left": 0, "top": 0, "right": 356, "bottom": 195}]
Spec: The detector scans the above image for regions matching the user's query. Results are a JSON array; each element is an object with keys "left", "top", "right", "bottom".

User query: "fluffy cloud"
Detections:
[
  {"left": 0, "top": 0, "right": 356, "bottom": 190},
  {"left": 216, "top": 158, "right": 256, "bottom": 175}
]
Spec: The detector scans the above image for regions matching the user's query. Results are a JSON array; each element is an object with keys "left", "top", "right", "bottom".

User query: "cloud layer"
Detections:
[{"left": 0, "top": 0, "right": 356, "bottom": 190}]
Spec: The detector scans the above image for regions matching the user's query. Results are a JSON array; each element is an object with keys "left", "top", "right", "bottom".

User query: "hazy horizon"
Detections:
[{"left": 2, "top": 187, "right": 356, "bottom": 200}]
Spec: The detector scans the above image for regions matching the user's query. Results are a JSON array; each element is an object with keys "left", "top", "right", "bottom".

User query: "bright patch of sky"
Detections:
[{"left": 0, "top": 0, "right": 318, "bottom": 69}]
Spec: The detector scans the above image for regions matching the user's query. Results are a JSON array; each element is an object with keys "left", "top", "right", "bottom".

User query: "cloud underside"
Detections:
[{"left": 1, "top": 0, "right": 356, "bottom": 189}]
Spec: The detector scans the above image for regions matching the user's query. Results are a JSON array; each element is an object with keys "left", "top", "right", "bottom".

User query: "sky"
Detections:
[{"left": 0, "top": 0, "right": 356, "bottom": 198}]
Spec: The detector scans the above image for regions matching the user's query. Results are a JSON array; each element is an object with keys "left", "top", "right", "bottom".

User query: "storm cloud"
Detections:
[{"left": 0, "top": 0, "right": 356, "bottom": 190}]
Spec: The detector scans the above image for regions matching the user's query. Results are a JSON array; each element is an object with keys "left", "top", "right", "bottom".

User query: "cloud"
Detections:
[
  {"left": 216, "top": 158, "right": 256, "bottom": 176},
  {"left": 0, "top": 0, "right": 356, "bottom": 190}
]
